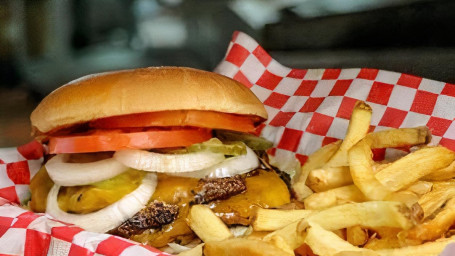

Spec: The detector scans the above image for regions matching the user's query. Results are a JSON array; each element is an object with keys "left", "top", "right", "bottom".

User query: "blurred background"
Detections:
[{"left": 0, "top": 0, "right": 454, "bottom": 147}]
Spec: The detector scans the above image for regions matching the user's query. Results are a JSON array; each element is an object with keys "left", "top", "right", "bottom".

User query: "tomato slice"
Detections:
[
  {"left": 90, "top": 110, "right": 262, "bottom": 133},
  {"left": 48, "top": 128, "right": 212, "bottom": 154}
]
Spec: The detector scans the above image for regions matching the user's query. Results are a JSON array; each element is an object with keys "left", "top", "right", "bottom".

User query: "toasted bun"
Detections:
[{"left": 31, "top": 67, "right": 267, "bottom": 134}]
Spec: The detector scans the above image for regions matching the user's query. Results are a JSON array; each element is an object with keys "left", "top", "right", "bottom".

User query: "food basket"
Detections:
[{"left": 1, "top": 31, "right": 454, "bottom": 255}]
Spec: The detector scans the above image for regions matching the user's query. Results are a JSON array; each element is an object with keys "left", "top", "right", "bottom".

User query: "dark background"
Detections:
[{"left": 0, "top": 0, "right": 454, "bottom": 146}]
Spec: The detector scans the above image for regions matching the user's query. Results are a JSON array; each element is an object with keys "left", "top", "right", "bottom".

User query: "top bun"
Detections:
[{"left": 31, "top": 67, "right": 268, "bottom": 134}]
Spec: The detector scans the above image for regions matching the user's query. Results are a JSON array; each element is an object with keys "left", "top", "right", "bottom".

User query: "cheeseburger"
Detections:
[{"left": 28, "top": 67, "right": 291, "bottom": 249}]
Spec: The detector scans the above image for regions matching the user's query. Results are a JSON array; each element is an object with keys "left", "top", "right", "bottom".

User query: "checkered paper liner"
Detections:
[
  {"left": 215, "top": 31, "right": 455, "bottom": 164},
  {"left": 1, "top": 30, "right": 455, "bottom": 255}
]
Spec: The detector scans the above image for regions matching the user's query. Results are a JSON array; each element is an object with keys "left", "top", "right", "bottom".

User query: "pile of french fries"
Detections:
[{"left": 178, "top": 101, "right": 455, "bottom": 256}]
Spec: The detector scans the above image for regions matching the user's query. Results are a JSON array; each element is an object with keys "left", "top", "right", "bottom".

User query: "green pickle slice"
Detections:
[
  {"left": 215, "top": 130, "right": 274, "bottom": 151},
  {"left": 186, "top": 138, "right": 247, "bottom": 156}
]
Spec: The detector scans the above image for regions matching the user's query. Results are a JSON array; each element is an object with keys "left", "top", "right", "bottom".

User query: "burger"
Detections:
[{"left": 28, "top": 67, "right": 292, "bottom": 250}]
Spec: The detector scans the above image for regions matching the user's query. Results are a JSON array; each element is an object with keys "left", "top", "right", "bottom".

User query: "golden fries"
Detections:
[
  {"left": 418, "top": 180, "right": 455, "bottom": 219},
  {"left": 306, "top": 166, "right": 352, "bottom": 192},
  {"left": 294, "top": 141, "right": 341, "bottom": 199},
  {"left": 263, "top": 220, "right": 304, "bottom": 251},
  {"left": 293, "top": 183, "right": 314, "bottom": 200},
  {"left": 346, "top": 226, "right": 369, "bottom": 246},
  {"left": 304, "top": 184, "right": 365, "bottom": 210},
  {"left": 349, "top": 139, "right": 392, "bottom": 200},
  {"left": 363, "top": 227, "right": 402, "bottom": 250},
  {"left": 423, "top": 160, "right": 455, "bottom": 181},
  {"left": 289, "top": 101, "right": 455, "bottom": 255},
  {"left": 303, "top": 201, "right": 413, "bottom": 231},
  {"left": 375, "top": 146, "right": 455, "bottom": 191},
  {"left": 252, "top": 208, "right": 312, "bottom": 231},
  {"left": 187, "top": 205, "right": 232, "bottom": 242},
  {"left": 385, "top": 190, "right": 420, "bottom": 208},
  {"left": 204, "top": 238, "right": 294, "bottom": 256},
  {"left": 376, "top": 236, "right": 455, "bottom": 256},
  {"left": 405, "top": 181, "right": 433, "bottom": 196},
  {"left": 300, "top": 221, "right": 378, "bottom": 256},
  {"left": 326, "top": 101, "right": 372, "bottom": 167},
  {"left": 364, "top": 126, "right": 430, "bottom": 149},
  {"left": 405, "top": 198, "right": 455, "bottom": 242}
]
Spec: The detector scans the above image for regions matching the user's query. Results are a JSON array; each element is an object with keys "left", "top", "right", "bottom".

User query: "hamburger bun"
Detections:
[{"left": 31, "top": 67, "right": 267, "bottom": 134}]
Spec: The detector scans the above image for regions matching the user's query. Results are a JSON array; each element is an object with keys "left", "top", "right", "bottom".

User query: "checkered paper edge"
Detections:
[
  {"left": 0, "top": 142, "right": 170, "bottom": 256},
  {"left": 215, "top": 31, "right": 455, "bottom": 165}
]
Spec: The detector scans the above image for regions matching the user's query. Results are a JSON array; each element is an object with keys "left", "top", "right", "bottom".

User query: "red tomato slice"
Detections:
[
  {"left": 48, "top": 128, "right": 212, "bottom": 154},
  {"left": 90, "top": 110, "right": 262, "bottom": 133}
]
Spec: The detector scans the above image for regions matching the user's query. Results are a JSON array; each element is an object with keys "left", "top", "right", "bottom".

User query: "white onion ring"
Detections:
[
  {"left": 45, "top": 154, "right": 129, "bottom": 186},
  {"left": 170, "top": 146, "right": 259, "bottom": 178},
  {"left": 46, "top": 173, "right": 157, "bottom": 233},
  {"left": 113, "top": 150, "right": 225, "bottom": 173}
]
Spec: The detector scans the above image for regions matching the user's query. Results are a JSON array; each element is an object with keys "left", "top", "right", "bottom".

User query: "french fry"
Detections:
[
  {"left": 333, "top": 228, "right": 347, "bottom": 240},
  {"left": 294, "top": 243, "right": 318, "bottom": 256},
  {"left": 418, "top": 180, "right": 455, "bottom": 218},
  {"left": 405, "top": 181, "right": 433, "bottom": 196},
  {"left": 203, "top": 238, "right": 294, "bottom": 256},
  {"left": 294, "top": 141, "right": 341, "bottom": 199},
  {"left": 423, "top": 160, "right": 455, "bottom": 181},
  {"left": 386, "top": 190, "right": 420, "bottom": 208},
  {"left": 267, "top": 235, "right": 297, "bottom": 255},
  {"left": 373, "top": 162, "right": 393, "bottom": 173},
  {"left": 301, "top": 221, "right": 455, "bottom": 256},
  {"left": 187, "top": 205, "right": 233, "bottom": 242},
  {"left": 387, "top": 181, "right": 432, "bottom": 208},
  {"left": 376, "top": 235, "right": 455, "bottom": 256},
  {"left": 347, "top": 225, "right": 369, "bottom": 246},
  {"left": 263, "top": 221, "right": 304, "bottom": 250},
  {"left": 301, "top": 201, "right": 413, "bottom": 231},
  {"left": 349, "top": 139, "right": 392, "bottom": 200},
  {"left": 177, "top": 244, "right": 204, "bottom": 256},
  {"left": 252, "top": 208, "right": 312, "bottom": 231},
  {"left": 300, "top": 221, "right": 378, "bottom": 256},
  {"left": 293, "top": 183, "right": 314, "bottom": 200},
  {"left": 375, "top": 146, "right": 455, "bottom": 191},
  {"left": 306, "top": 166, "right": 352, "bottom": 192},
  {"left": 364, "top": 238, "right": 401, "bottom": 251},
  {"left": 304, "top": 184, "right": 366, "bottom": 210},
  {"left": 326, "top": 101, "right": 372, "bottom": 167},
  {"left": 363, "top": 227, "right": 402, "bottom": 250},
  {"left": 364, "top": 126, "right": 430, "bottom": 149},
  {"left": 246, "top": 231, "right": 270, "bottom": 240},
  {"left": 406, "top": 198, "right": 455, "bottom": 242}
]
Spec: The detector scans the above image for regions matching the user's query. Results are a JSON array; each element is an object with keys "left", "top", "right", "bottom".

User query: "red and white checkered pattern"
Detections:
[
  {"left": 215, "top": 31, "right": 455, "bottom": 164},
  {"left": 0, "top": 141, "right": 44, "bottom": 205},
  {"left": 1, "top": 30, "right": 455, "bottom": 255}
]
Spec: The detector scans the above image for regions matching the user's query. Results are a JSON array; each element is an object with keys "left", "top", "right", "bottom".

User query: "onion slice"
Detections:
[
  {"left": 170, "top": 146, "right": 259, "bottom": 178},
  {"left": 45, "top": 154, "right": 129, "bottom": 186},
  {"left": 113, "top": 150, "right": 225, "bottom": 173},
  {"left": 46, "top": 173, "right": 157, "bottom": 233}
]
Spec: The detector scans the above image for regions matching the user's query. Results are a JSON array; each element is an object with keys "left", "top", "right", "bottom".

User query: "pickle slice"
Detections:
[
  {"left": 215, "top": 131, "right": 274, "bottom": 151},
  {"left": 187, "top": 138, "right": 247, "bottom": 156}
]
